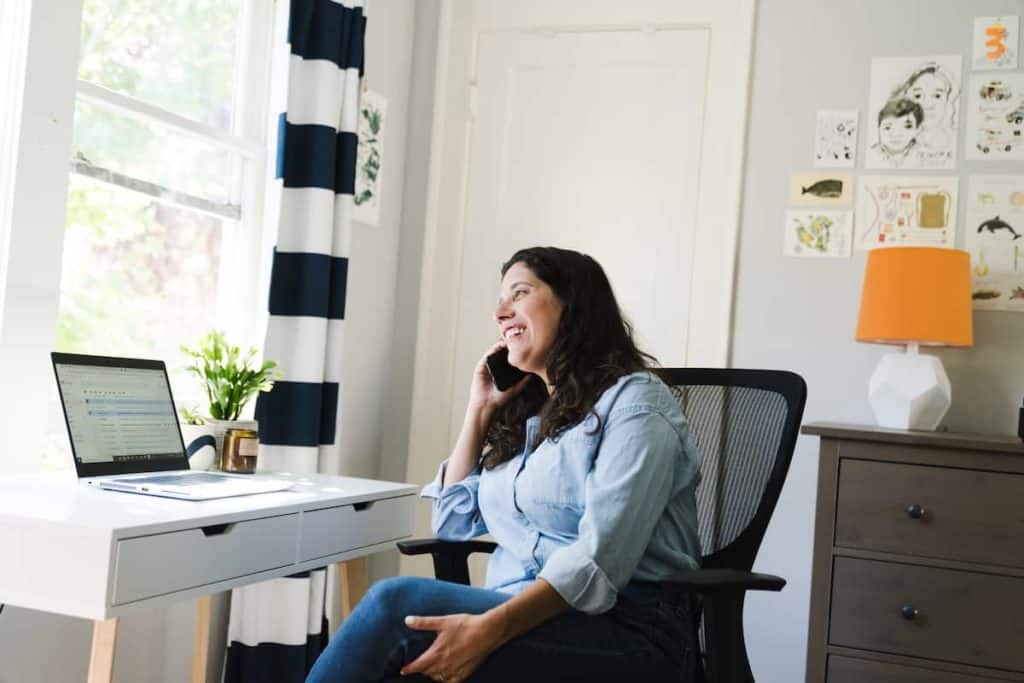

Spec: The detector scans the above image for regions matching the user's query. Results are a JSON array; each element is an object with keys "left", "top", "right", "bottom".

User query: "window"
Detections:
[{"left": 45, "top": 0, "right": 274, "bottom": 469}]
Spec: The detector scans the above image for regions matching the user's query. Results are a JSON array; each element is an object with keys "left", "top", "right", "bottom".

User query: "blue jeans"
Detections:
[{"left": 306, "top": 576, "right": 697, "bottom": 683}]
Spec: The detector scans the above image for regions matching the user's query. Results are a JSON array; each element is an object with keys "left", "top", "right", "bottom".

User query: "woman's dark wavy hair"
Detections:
[{"left": 481, "top": 246, "right": 658, "bottom": 470}]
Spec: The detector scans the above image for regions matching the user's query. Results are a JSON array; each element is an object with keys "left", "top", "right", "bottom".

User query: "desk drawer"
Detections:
[
  {"left": 113, "top": 513, "right": 298, "bottom": 605},
  {"left": 829, "top": 557, "right": 1024, "bottom": 671},
  {"left": 835, "top": 458, "right": 1024, "bottom": 567},
  {"left": 299, "top": 495, "right": 415, "bottom": 562},
  {"left": 827, "top": 655, "right": 1004, "bottom": 682}
]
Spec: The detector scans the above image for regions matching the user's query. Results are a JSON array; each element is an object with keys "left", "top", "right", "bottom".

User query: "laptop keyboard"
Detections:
[{"left": 124, "top": 473, "right": 237, "bottom": 486}]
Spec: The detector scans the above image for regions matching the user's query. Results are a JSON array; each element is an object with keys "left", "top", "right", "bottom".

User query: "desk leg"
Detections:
[
  {"left": 339, "top": 558, "right": 369, "bottom": 620},
  {"left": 87, "top": 617, "right": 118, "bottom": 683},
  {"left": 190, "top": 595, "right": 212, "bottom": 683}
]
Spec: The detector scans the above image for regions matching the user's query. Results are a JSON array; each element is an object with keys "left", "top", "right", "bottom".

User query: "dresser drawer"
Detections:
[
  {"left": 835, "top": 458, "right": 1024, "bottom": 567},
  {"left": 298, "top": 494, "right": 415, "bottom": 562},
  {"left": 829, "top": 557, "right": 1024, "bottom": 671},
  {"left": 828, "top": 655, "right": 1006, "bottom": 682},
  {"left": 113, "top": 513, "right": 299, "bottom": 605}
]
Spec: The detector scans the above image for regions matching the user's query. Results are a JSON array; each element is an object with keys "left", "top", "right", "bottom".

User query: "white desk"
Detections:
[{"left": 0, "top": 472, "right": 418, "bottom": 682}]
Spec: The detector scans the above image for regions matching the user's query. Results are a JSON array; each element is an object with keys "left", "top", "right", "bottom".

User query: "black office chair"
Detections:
[{"left": 393, "top": 368, "right": 807, "bottom": 683}]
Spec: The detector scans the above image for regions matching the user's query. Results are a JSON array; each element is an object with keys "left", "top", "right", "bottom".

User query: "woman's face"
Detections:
[
  {"left": 907, "top": 73, "right": 949, "bottom": 121},
  {"left": 494, "top": 261, "right": 564, "bottom": 381}
]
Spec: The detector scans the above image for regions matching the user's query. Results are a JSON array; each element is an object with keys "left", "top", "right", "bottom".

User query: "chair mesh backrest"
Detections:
[{"left": 667, "top": 383, "right": 788, "bottom": 562}]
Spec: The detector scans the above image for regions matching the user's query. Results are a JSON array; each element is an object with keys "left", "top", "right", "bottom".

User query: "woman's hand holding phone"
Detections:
[
  {"left": 467, "top": 341, "right": 530, "bottom": 415},
  {"left": 485, "top": 345, "right": 528, "bottom": 391},
  {"left": 445, "top": 341, "right": 530, "bottom": 489}
]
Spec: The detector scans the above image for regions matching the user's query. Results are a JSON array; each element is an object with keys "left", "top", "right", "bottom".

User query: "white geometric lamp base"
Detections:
[{"left": 868, "top": 347, "right": 951, "bottom": 431}]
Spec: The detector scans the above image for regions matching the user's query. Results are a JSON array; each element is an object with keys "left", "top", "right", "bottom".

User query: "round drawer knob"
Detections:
[
  {"left": 900, "top": 605, "right": 919, "bottom": 621},
  {"left": 905, "top": 503, "right": 925, "bottom": 520}
]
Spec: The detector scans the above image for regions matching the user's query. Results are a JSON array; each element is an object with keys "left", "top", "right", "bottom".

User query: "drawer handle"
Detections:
[
  {"left": 905, "top": 503, "right": 925, "bottom": 520},
  {"left": 900, "top": 605, "right": 919, "bottom": 621},
  {"left": 201, "top": 523, "right": 234, "bottom": 537},
  {"left": 353, "top": 501, "right": 374, "bottom": 512}
]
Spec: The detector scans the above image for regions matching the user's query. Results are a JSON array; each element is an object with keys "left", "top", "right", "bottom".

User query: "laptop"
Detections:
[{"left": 52, "top": 352, "right": 293, "bottom": 501}]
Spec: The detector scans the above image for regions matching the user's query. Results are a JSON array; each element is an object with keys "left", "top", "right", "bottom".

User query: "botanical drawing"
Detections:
[
  {"left": 353, "top": 89, "right": 388, "bottom": 226},
  {"left": 783, "top": 210, "right": 852, "bottom": 258}
]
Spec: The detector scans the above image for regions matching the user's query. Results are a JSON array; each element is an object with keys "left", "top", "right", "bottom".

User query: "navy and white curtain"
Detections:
[{"left": 225, "top": 0, "right": 365, "bottom": 680}]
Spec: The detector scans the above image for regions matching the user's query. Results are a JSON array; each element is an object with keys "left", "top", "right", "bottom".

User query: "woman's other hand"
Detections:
[{"left": 400, "top": 612, "right": 506, "bottom": 683}]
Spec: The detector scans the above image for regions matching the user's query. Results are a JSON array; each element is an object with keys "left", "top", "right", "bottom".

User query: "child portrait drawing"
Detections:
[
  {"left": 866, "top": 56, "right": 961, "bottom": 170},
  {"left": 870, "top": 98, "right": 923, "bottom": 167}
]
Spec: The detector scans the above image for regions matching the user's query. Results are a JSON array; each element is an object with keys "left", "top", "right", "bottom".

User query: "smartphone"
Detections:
[{"left": 485, "top": 346, "right": 527, "bottom": 391}]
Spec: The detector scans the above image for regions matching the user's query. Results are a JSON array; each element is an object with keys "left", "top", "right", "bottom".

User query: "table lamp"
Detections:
[{"left": 855, "top": 247, "right": 973, "bottom": 431}]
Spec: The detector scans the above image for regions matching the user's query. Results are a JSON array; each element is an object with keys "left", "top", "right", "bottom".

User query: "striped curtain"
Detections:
[{"left": 224, "top": 0, "right": 366, "bottom": 680}]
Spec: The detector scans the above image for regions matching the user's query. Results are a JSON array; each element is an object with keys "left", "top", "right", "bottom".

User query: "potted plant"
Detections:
[
  {"left": 181, "top": 331, "right": 280, "bottom": 466},
  {"left": 178, "top": 405, "right": 217, "bottom": 471}
]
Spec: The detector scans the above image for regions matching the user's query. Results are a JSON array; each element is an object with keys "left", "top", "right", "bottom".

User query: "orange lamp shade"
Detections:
[{"left": 856, "top": 247, "right": 973, "bottom": 347}]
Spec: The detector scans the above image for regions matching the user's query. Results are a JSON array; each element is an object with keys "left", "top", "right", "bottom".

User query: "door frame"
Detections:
[{"left": 403, "top": 0, "right": 757, "bottom": 572}]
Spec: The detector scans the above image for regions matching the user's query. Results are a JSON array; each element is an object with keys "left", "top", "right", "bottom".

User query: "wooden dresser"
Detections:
[{"left": 803, "top": 422, "right": 1024, "bottom": 682}]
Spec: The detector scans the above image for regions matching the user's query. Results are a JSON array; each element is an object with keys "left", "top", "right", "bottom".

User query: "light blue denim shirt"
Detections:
[{"left": 420, "top": 371, "right": 702, "bottom": 615}]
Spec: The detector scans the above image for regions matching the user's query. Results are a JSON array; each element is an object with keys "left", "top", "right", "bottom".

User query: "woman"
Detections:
[
  {"left": 890, "top": 63, "right": 956, "bottom": 153},
  {"left": 307, "top": 246, "right": 703, "bottom": 683}
]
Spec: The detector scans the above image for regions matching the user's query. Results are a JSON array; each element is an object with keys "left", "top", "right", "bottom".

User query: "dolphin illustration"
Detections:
[{"left": 978, "top": 215, "right": 1022, "bottom": 239}]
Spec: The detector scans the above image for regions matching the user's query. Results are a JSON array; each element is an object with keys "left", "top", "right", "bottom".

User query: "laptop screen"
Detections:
[{"left": 52, "top": 353, "right": 189, "bottom": 477}]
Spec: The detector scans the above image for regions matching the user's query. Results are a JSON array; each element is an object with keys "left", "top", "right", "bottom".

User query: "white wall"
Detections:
[
  {"left": 733, "top": 1, "right": 1024, "bottom": 681},
  {"left": 334, "top": 0, "right": 439, "bottom": 612},
  {"left": 0, "top": 1, "right": 432, "bottom": 680},
  {"left": 372, "top": 0, "right": 440, "bottom": 585}
]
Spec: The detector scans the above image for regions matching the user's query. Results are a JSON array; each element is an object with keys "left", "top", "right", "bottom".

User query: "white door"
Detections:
[
  {"left": 405, "top": 0, "right": 756, "bottom": 577},
  {"left": 448, "top": 27, "right": 708, "bottom": 438}
]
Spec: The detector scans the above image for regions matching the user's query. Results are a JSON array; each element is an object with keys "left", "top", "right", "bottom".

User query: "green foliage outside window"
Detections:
[
  {"left": 56, "top": 177, "right": 223, "bottom": 361},
  {"left": 79, "top": 0, "right": 241, "bottom": 128}
]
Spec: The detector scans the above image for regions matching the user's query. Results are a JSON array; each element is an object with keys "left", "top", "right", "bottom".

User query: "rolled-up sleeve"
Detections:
[
  {"left": 420, "top": 460, "right": 489, "bottom": 540},
  {"left": 538, "top": 407, "right": 679, "bottom": 614}
]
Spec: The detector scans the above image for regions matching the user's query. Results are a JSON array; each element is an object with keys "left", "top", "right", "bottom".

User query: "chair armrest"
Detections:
[
  {"left": 673, "top": 568, "right": 786, "bottom": 593},
  {"left": 396, "top": 538, "right": 498, "bottom": 557},
  {"left": 395, "top": 538, "right": 497, "bottom": 585}
]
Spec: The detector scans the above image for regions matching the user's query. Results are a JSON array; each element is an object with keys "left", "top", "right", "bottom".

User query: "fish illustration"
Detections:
[
  {"left": 977, "top": 215, "right": 1022, "bottom": 239},
  {"left": 801, "top": 179, "right": 843, "bottom": 198}
]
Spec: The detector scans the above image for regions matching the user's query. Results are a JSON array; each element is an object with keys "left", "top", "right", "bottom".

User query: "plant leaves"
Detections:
[{"left": 181, "top": 330, "right": 281, "bottom": 420}]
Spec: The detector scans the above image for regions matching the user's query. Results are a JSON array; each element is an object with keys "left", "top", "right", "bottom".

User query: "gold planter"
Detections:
[{"left": 221, "top": 427, "right": 259, "bottom": 473}]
